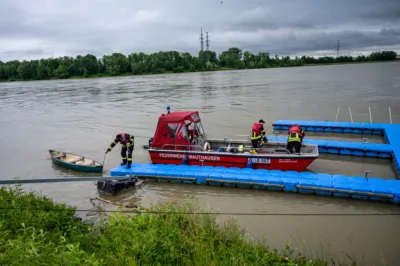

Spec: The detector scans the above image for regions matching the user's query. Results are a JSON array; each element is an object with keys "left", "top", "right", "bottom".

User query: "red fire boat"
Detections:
[{"left": 146, "top": 109, "right": 319, "bottom": 172}]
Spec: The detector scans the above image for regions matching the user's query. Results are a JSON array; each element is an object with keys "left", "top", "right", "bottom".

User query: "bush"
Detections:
[{"left": 0, "top": 186, "right": 342, "bottom": 265}]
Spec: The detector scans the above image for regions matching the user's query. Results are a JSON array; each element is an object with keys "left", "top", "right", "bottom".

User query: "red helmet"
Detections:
[{"left": 120, "top": 132, "right": 126, "bottom": 143}]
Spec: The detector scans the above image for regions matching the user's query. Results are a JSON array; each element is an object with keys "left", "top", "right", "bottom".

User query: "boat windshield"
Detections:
[
  {"left": 184, "top": 119, "right": 206, "bottom": 140},
  {"left": 179, "top": 123, "right": 190, "bottom": 143},
  {"left": 195, "top": 122, "right": 205, "bottom": 136}
]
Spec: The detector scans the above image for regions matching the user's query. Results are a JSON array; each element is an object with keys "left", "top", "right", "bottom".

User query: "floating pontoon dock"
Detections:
[
  {"left": 110, "top": 163, "right": 400, "bottom": 205},
  {"left": 272, "top": 120, "right": 400, "bottom": 176},
  {"left": 266, "top": 135, "right": 392, "bottom": 158}
]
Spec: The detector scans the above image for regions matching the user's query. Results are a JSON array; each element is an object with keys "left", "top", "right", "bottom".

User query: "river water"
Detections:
[{"left": 1, "top": 62, "right": 400, "bottom": 265}]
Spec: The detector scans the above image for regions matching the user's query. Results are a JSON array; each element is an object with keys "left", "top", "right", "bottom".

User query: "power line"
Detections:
[{"left": 0, "top": 207, "right": 399, "bottom": 216}]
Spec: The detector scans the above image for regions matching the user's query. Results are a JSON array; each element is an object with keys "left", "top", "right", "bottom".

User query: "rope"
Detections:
[
  {"left": 90, "top": 197, "right": 140, "bottom": 209},
  {"left": 0, "top": 207, "right": 399, "bottom": 216}
]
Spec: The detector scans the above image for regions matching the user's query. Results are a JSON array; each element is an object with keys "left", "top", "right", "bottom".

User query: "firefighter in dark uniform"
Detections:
[
  {"left": 250, "top": 119, "right": 268, "bottom": 148},
  {"left": 286, "top": 124, "right": 305, "bottom": 154},
  {"left": 106, "top": 132, "right": 135, "bottom": 168}
]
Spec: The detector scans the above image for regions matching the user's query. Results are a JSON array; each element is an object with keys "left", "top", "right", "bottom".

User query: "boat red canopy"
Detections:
[
  {"left": 157, "top": 111, "right": 200, "bottom": 123},
  {"left": 150, "top": 111, "right": 201, "bottom": 149}
]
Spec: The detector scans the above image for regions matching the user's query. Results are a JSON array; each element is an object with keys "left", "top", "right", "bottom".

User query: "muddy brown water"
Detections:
[{"left": 1, "top": 62, "right": 400, "bottom": 265}]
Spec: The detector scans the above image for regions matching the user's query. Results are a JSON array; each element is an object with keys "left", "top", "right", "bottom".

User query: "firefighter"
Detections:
[
  {"left": 250, "top": 119, "right": 268, "bottom": 148},
  {"left": 106, "top": 132, "right": 135, "bottom": 168},
  {"left": 286, "top": 124, "right": 305, "bottom": 154},
  {"left": 187, "top": 122, "right": 199, "bottom": 144}
]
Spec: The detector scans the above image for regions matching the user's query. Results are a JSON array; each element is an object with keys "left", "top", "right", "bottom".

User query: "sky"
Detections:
[{"left": 1, "top": 0, "right": 400, "bottom": 62}]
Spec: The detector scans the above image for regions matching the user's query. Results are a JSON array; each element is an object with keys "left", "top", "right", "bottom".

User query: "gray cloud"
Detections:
[
  {"left": 1, "top": 0, "right": 400, "bottom": 62},
  {"left": 359, "top": 1, "right": 400, "bottom": 21},
  {"left": 233, "top": 28, "right": 400, "bottom": 57}
]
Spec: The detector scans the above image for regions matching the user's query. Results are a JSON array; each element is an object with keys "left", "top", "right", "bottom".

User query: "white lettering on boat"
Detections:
[
  {"left": 278, "top": 159, "right": 297, "bottom": 163},
  {"left": 159, "top": 153, "right": 184, "bottom": 159},
  {"left": 158, "top": 153, "right": 220, "bottom": 161},
  {"left": 251, "top": 158, "right": 271, "bottom": 164},
  {"left": 188, "top": 155, "right": 220, "bottom": 161}
]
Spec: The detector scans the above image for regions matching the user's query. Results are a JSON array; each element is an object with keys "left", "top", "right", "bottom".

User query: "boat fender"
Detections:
[{"left": 204, "top": 142, "right": 211, "bottom": 151}]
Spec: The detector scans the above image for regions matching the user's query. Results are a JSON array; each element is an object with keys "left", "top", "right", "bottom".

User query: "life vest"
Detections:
[
  {"left": 119, "top": 132, "right": 127, "bottom": 144},
  {"left": 252, "top": 122, "right": 262, "bottom": 135},
  {"left": 288, "top": 132, "right": 302, "bottom": 143},
  {"left": 289, "top": 125, "right": 301, "bottom": 134}
]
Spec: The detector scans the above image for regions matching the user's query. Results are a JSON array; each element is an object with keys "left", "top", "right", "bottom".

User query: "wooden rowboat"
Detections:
[{"left": 49, "top": 149, "right": 103, "bottom": 173}]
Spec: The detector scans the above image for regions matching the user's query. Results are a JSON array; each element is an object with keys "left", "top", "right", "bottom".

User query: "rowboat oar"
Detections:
[
  {"left": 102, "top": 153, "right": 107, "bottom": 174},
  {"left": 102, "top": 153, "right": 107, "bottom": 166}
]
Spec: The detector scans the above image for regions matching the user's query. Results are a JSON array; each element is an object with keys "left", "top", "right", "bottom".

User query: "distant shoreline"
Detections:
[
  {"left": 303, "top": 59, "right": 400, "bottom": 66},
  {"left": 1, "top": 58, "right": 398, "bottom": 83}
]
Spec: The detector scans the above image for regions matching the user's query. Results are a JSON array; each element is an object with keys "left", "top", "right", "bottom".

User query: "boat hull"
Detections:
[
  {"left": 51, "top": 157, "right": 103, "bottom": 173},
  {"left": 148, "top": 150, "right": 316, "bottom": 172},
  {"left": 49, "top": 150, "right": 103, "bottom": 173}
]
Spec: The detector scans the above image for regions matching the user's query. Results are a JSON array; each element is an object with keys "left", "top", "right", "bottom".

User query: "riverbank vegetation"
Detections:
[
  {"left": 0, "top": 185, "right": 352, "bottom": 265},
  {"left": 0, "top": 48, "right": 398, "bottom": 82}
]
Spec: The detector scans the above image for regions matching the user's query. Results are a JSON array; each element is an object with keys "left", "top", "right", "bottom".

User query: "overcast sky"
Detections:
[{"left": 1, "top": 0, "right": 400, "bottom": 62}]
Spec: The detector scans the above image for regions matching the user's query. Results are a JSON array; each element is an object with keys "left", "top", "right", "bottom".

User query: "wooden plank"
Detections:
[{"left": 66, "top": 157, "right": 84, "bottom": 164}]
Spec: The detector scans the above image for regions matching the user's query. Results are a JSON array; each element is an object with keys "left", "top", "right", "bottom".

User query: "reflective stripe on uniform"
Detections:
[
  {"left": 250, "top": 133, "right": 261, "bottom": 140},
  {"left": 288, "top": 132, "right": 301, "bottom": 142}
]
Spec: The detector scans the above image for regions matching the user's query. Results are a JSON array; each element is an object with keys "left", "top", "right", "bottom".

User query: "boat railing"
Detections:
[
  {"left": 159, "top": 144, "right": 205, "bottom": 152},
  {"left": 227, "top": 135, "right": 250, "bottom": 141},
  {"left": 225, "top": 135, "right": 250, "bottom": 146}
]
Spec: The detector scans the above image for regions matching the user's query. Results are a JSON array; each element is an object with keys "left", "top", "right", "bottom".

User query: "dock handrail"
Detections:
[
  {"left": 335, "top": 105, "right": 340, "bottom": 122},
  {"left": 331, "top": 105, "right": 397, "bottom": 124},
  {"left": 348, "top": 107, "right": 353, "bottom": 122},
  {"left": 369, "top": 107, "right": 373, "bottom": 123}
]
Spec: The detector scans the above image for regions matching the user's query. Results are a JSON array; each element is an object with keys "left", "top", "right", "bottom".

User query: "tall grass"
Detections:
[{"left": 0, "top": 185, "right": 349, "bottom": 265}]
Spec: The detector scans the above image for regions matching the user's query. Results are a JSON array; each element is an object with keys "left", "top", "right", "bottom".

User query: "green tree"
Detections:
[
  {"left": 0, "top": 61, "right": 8, "bottom": 80},
  {"left": 0, "top": 49, "right": 397, "bottom": 82}
]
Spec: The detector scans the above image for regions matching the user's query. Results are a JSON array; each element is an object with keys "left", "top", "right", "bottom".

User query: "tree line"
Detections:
[{"left": 0, "top": 48, "right": 398, "bottom": 82}]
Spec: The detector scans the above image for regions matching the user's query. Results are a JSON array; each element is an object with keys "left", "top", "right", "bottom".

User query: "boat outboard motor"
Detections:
[
  {"left": 97, "top": 176, "right": 138, "bottom": 195},
  {"left": 148, "top": 137, "right": 154, "bottom": 147}
]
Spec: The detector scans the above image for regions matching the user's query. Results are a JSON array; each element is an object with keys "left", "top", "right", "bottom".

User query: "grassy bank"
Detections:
[{"left": 0, "top": 185, "right": 352, "bottom": 265}]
